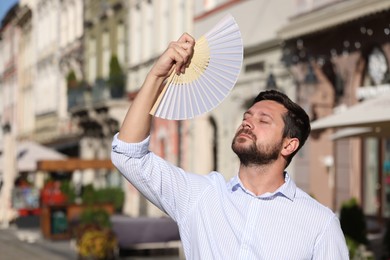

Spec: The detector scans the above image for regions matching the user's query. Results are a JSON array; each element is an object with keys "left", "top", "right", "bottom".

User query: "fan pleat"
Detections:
[
  {"left": 189, "top": 80, "right": 204, "bottom": 117},
  {"left": 151, "top": 14, "right": 243, "bottom": 120},
  {"left": 201, "top": 68, "right": 232, "bottom": 99},
  {"left": 182, "top": 83, "right": 192, "bottom": 119},
  {"left": 206, "top": 18, "right": 236, "bottom": 39},
  {"left": 158, "top": 80, "right": 176, "bottom": 118},
  {"left": 195, "top": 76, "right": 215, "bottom": 111},
  {"left": 174, "top": 85, "right": 187, "bottom": 118},
  {"left": 198, "top": 70, "right": 226, "bottom": 106}
]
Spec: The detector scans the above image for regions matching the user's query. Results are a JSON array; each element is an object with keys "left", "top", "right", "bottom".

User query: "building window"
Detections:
[
  {"left": 102, "top": 31, "right": 110, "bottom": 78},
  {"left": 363, "top": 138, "right": 379, "bottom": 216},
  {"left": 117, "top": 23, "right": 125, "bottom": 65},
  {"left": 383, "top": 139, "right": 390, "bottom": 217},
  {"left": 129, "top": 4, "right": 141, "bottom": 65},
  {"left": 88, "top": 38, "right": 97, "bottom": 83}
]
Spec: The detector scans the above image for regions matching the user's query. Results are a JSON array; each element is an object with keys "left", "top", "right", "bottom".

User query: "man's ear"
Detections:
[{"left": 281, "top": 138, "right": 299, "bottom": 156}]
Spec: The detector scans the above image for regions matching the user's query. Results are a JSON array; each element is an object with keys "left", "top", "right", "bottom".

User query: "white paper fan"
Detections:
[{"left": 150, "top": 14, "right": 243, "bottom": 120}]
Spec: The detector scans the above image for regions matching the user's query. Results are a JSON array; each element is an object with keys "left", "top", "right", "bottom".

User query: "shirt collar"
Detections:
[{"left": 229, "top": 172, "right": 296, "bottom": 201}]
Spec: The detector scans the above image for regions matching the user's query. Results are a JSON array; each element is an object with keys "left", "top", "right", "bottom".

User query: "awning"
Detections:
[
  {"left": 0, "top": 141, "right": 67, "bottom": 172},
  {"left": 329, "top": 126, "right": 390, "bottom": 140},
  {"left": 0, "top": 141, "right": 114, "bottom": 172},
  {"left": 278, "top": 0, "right": 390, "bottom": 39},
  {"left": 311, "top": 93, "right": 390, "bottom": 133},
  {"left": 17, "top": 141, "right": 67, "bottom": 172}
]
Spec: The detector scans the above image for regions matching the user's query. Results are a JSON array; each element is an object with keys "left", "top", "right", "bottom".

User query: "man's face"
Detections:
[{"left": 231, "top": 100, "right": 287, "bottom": 166}]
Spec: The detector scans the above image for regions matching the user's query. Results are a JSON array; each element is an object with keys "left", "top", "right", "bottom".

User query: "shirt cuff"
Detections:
[{"left": 111, "top": 133, "right": 151, "bottom": 158}]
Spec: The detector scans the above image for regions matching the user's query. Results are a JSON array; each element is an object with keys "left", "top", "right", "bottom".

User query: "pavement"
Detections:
[
  {"left": 0, "top": 224, "right": 387, "bottom": 260},
  {"left": 0, "top": 225, "right": 76, "bottom": 260},
  {"left": 0, "top": 223, "right": 181, "bottom": 260}
]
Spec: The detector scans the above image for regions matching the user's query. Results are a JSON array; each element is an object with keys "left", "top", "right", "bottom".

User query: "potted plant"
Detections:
[
  {"left": 339, "top": 198, "right": 374, "bottom": 258},
  {"left": 107, "top": 55, "right": 125, "bottom": 99},
  {"left": 75, "top": 208, "right": 117, "bottom": 260},
  {"left": 66, "top": 70, "right": 88, "bottom": 108},
  {"left": 67, "top": 70, "right": 78, "bottom": 90},
  {"left": 81, "top": 185, "right": 124, "bottom": 213},
  {"left": 339, "top": 198, "right": 368, "bottom": 245}
]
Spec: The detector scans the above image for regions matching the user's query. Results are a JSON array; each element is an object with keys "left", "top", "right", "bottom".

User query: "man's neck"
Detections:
[{"left": 238, "top": 164, "right": 285, "bottom": 196}]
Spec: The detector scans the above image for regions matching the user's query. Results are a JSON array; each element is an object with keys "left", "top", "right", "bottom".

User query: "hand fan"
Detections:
[{"left": 150, "top": 14, "right": 243, "bottom": 120}]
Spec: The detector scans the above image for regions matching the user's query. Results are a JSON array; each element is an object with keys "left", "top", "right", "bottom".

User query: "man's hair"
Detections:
[{"left": 252, "top": 90, "right": 311, "bottom": 167}]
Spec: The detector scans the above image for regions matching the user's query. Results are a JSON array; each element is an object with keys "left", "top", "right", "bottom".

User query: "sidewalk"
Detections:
[
  {"left": 0, "top": 224, "right": 181, "bottom": 260},
  {"left": 0, "top": 225, "right": 76, "bottom": 260}
]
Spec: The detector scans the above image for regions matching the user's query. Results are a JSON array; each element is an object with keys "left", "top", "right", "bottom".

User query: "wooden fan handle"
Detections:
[{"left": 149, "top": 71, "right": 176, "bottom": 116}]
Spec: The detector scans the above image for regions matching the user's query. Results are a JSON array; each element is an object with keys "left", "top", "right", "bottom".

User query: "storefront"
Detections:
[
  {"left": 311, "top": 92, "right": 390, "bottom": 229},
  {"left": 278, "top": 0, "right": 390, "bottom": 229}
]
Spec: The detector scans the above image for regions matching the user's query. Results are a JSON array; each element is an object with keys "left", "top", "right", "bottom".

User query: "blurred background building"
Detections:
[{"left": 1, "top": 0, "right": 390, "bottom": 256}]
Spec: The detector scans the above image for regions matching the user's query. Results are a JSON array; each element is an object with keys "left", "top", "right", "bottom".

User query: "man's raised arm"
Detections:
[{"left": 117, "top": 33, "right": 195, "bottom": 143}]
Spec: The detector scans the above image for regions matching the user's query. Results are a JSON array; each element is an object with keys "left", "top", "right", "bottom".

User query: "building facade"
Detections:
[
  {"left": 125, "top": 0, "right": 194, "bottom": 217},
  {"left": 0, "top": 4, "right": 20, "bottom": 226},
  {"left": 189, "top": 0, "right": 297, "bottom": 180},
  {"left": 2, "top": 1, "right": 390, "bottom": 239},
  {"left": 279, "top": 0, "right": 390, "bottom": 233}
]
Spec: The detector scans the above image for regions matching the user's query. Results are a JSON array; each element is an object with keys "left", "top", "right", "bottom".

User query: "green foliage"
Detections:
[
  {"left": 77, "top": 227, "right": 117, "bottom": 260},
  {"left": 60, "top": 180, "right": 76, "bottom": 204},
  {"left": 108, "top": 55, "right": 125, "bottom": 88},
  {"left": 81, "top": 185, "right": 124, "bottom": 212},
  {"left": 109, "top": 55, "right": 122, "bottom": 76},
  {"left": 76, "top": 209, "right": 117, "bottom": 260},
  {"left": 346, "top": 236, "right": 359, "bottom": 259},
  {"left": 80, "top": 208, "right": 111, "bottom": 229},
  {"left": 107, "top": 55, "right": 125, "bottom": 98},
  {"left": 81, "top": 184, "right": 96, "bottom": 205},
  {"left": 95, "top": 187, "right": 125, "bottom": 212},
  {"left": 340, "top": 198, "right": 368, "bottom": 245},
  {"left": 66, "top": 70, "right": 78, "bottom": 89},
  {"left": 346, "top": 236, "right": 375, "bottom": 260},
  {"left": 383, "top": 219, "right": 390, "bottom": 258}
]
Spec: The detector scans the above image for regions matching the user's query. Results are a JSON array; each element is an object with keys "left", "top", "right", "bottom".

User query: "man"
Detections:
[{"left": 111, "top": 33, "right": 349, "bottom": 259}]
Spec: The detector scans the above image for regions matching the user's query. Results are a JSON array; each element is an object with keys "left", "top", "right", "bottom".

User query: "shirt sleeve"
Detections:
[
  {"left": 313, "top": 215, "right": 349, "bottom": 259},
  {"left": 111, "top": 133, "right": 210, "bottom": 221}
]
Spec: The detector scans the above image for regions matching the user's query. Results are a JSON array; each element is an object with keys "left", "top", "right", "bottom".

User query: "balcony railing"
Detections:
[
  {"left": 68, "top": 87, "right": 87, "bottom": 109},
  {"left": 67, "top": 79, "right": 125, "bottom": 112}
]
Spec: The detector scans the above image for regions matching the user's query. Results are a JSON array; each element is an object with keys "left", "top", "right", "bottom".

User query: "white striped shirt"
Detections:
[{"left": 111, "top": 134, "right": 349, "bottom": 259}]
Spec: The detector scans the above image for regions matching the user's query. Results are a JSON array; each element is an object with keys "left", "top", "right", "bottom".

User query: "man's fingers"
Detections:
[
  {"left": 170, "top": 41, "right": 194, "bottom": 74},
  {"left": 150, "top": 33, "right": 195, "bottom": 78},
  {"left": 169, "top": 48, "right": 185, "bottom": 74},
  {"left": 177, "top": 33, "right": 195, "bottom": 72},
  {"left": 178, "top": 33, "right": 195, "bottom": 45},
  {"left": 178, "top": 42, "right": 194, "bottom": 73}
]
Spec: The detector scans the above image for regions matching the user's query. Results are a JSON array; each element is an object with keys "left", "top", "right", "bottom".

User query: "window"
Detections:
[
  {"left": 88, "top": 38, "right": 97, "bottom": 83},
  {"left": 102, "top": 31, "right": 110, "bottom": 78},
  {"left": 363, "top": 138, "right": 379, "bottom": 216}
]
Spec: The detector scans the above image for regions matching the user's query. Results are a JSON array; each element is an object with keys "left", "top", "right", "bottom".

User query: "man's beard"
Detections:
[{"left": 231, "top": 129, "right": 283, "bottom": 167}]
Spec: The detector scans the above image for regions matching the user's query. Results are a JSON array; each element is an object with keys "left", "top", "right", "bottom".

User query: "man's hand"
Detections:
[
  {"left": 150, "top": 33, "right": 195, "bottom": 79},
  {"left": 117, "top": 33, "right": 195, "bottom": 143}
]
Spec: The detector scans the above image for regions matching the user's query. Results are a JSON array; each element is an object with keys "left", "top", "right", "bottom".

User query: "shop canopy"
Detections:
[
  {"left": 0, "top": 140, "right": 67, "bottom": 173},
  {"left": 329, "top": 126, "right": 390, "bottom": 140},
  {"left": 278, "top": 0, "right": 390, "bottom": 40},
  {"left": 0, "top": 141, "right": 114, "bottom": 172},
  {"left": 311, "top": 92, "right": 390, "bottom": 138}
]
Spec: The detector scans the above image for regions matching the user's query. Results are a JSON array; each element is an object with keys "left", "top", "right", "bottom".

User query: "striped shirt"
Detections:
[{"left": 111, "top": 134, "right": 349, "bottom": 259}]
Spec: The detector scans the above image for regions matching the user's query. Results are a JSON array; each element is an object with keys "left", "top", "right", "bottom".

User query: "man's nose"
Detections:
[{"left": 241, "top": 119, "right": 252, "bottom": 129}]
